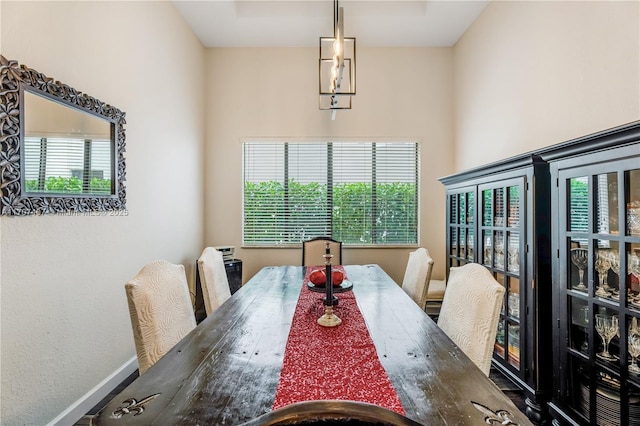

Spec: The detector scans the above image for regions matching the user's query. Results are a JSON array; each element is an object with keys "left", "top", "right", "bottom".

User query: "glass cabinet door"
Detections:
[
  {"left": 479, "top": 179, "right": 525, "bottom": 372},
  {"left": 446, "top": 188, "right": 475, "bottom": 268},
  {"left": 558, "top": 163, "right": 640, "bottom": 425}
]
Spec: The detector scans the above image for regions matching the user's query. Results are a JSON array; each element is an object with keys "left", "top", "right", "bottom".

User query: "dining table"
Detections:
[{"left": 95, "top": 264, "right": 532, "bottom": 425}]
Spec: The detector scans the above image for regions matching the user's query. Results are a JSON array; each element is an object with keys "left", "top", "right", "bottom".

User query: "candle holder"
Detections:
[{"left": 318, "top": 242, "right": 341, "bottom": 327}]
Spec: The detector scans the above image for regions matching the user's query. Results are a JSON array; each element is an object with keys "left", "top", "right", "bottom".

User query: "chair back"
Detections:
[
  {"left": 197, "top": 247, "right": 232, "bottom": 315},
  {"left": 437, "top": 263, "right": 505, "bottom": 376},
  {"left": 302, "top": 236, "right": 342, "bottom": 266},
  {"left": 125, "top": 260, "right": 196, "bottom": 374},
  {"left": 401, "top": 248, "right": 434, "bottom": 310}
]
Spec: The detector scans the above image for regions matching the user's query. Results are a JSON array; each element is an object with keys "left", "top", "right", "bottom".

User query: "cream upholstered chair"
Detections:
[
  {"left": 400, "top": 248, "right": 434, "bottom": 311},
  {"left": 437, "top": 263, "right": 505, "bottom": 376},
  {"left": 302, "top": 236, "right": 342, "bottom": 266},
  {"left": 125, "top": 260, "right": 196, "bottom": 375},
  {"left": 197, "top": 247, "right": 232, "bottom": 316},
  {"left": 424, "top": 278, "right": 446, "bottom": 317}
]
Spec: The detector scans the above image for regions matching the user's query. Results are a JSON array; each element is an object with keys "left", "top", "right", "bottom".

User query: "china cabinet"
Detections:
[
  {"left": 543, "top": 123, "right": 640, "bottom": 425},
  {"left": 439, "top": 155, "right": 552, "bottom": 422}
]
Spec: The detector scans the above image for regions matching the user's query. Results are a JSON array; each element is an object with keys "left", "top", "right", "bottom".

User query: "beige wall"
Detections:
[
  {"left": 0, "top": 1, "right": 205, "bottom": 424},
  {"left": 203, "top": 47, "right": 454, "bottom": 285},
  {"left": 454, "top": 1, "right": 640, "bottom": 170},
  {"left": 453, "top": 0, "right": 640, "bottom": 171}
]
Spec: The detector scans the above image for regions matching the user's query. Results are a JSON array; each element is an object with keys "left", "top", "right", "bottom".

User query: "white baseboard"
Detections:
[{"left": 47, "top": 356, "right": 138, "bottom": 426}]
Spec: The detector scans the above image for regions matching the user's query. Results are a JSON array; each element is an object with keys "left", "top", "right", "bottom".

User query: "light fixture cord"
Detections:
[{"left": 334, "top": 0, "right": 339, "bottom": 35}]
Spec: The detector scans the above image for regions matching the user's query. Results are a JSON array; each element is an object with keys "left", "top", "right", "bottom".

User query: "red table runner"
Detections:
[{"left": 272, "top": 266, "right": 405, "bottom": 414}]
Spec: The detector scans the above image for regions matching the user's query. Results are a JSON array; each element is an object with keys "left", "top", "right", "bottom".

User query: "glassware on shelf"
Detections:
[
  {"left": 628, "top": 201, "right": 640, "bottom": 236},
  {"left": 594, "top": 250, "right": 612, "bottom": 298},
  {"left": 508, "top": 324, "right": 520, "bottom": 366},
  {"left": 495, "top": 321, "right": 505, "bottom": 359},
  {"left": 508, "top": 292, "right": 520, "bottom": 318},
  {"left": 495, "top": 233, "right": 505, "bottom": 269},
  {"left": 601, "top": 249, "right": 613, "bottom": 292},
  {"left": 629, "top": 334, "right": 640, "bottom": 375},
  {"left": 608, "top": 250, "right": 620, "bottom": 300},
  {"left": 580, "top": 306, "right": 589, "bottom": 353},
  {"left": 483, "top": 235, "right": 492, "bottom": 266},
  {"left": 630, "top": 252, "right": 640, "bottom": 280},
  {"left": 595, "top": 314, "right": 619, "bottom": 362},
  {"left": 629, "top": 253, "right": 640, "bottom": 307},
  {"left": 508, "top": 247, "right": 519, "bottom": 273},
  {"left": 571, "top": 248, "right": 589, "bottom": 291}
]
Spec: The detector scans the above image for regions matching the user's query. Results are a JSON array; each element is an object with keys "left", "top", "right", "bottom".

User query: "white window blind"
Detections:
[
  {"left": 243, "top": 141, "right": 419, "bottom": 246},
  {"left": 569, "top": 176, "right": 589, "bottom": 233},
  {"left": 24, "top": 136, "right": 113, "bottom": 195}
]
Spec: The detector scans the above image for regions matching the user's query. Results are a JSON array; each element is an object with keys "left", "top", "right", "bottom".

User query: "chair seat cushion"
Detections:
[{"left": 426, "top": 279, "right": 446, "bottom": 301}]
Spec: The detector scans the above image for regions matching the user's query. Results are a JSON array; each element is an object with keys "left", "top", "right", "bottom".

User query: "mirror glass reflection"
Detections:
[{"left": 23, "top": 90, "right": 114, "bottom": 195}]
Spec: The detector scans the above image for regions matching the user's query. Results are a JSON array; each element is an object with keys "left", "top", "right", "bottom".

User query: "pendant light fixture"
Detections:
[{"left": 319, "top": 0, "right": 356, "bottom": 120}]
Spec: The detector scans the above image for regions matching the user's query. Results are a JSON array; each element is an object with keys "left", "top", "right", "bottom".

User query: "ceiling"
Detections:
[{"left": 172, "top": 0, "right": 489, "bottom": 48}]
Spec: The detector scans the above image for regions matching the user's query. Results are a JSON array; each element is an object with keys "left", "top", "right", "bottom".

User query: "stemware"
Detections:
[
  {"left": 495, "top": 243, "right": 505, "bottom": 269},
  {"left": 508, "top": 244, "right": 519, "bottom": 273},
  {"left": 607, "top": 251, "right": 620, "bottom": 299},
  {"left": 595, "top": 314, "right": 619, "bottom": 361},
  {"left": 571, "top": 248, "right": 588, "bottom": 291},
  {"left": 630, "top": 252, "right": 640, "bottom": 280},
  {"left": 594, "top": 251, "right": 612, "bottom": 297},
  {"left": 629, "top": 334, "right": 640, "bottom": 375},
  {"left": 484, "top": 237, "right": 492, "bottom": 266},
  {"left": 580, "top": 306, "right": 589, "bottom": 353},
  {"left": 600, "top": 249, "right": 613, "bottom": 292},
  {"left": 632, "top": 317, "right": 640, "bottom": 335}
]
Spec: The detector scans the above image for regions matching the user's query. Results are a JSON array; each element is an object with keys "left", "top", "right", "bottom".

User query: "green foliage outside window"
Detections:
[
  {"left": 25, "top": 177, "right": 112, "bottom": 194},
  {"left": 569, "top": 178, "right": 589, "bottom": 232},
  {"left": 244, "top": 180, "right": 417, "bottom": 245}
]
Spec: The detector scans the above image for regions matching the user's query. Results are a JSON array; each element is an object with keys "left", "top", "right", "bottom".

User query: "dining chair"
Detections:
[
  {"left": 197, "top": 247, "right": 232, "bottom": 316},
  {"left": 424, "top": 278, "right": 446, "bottom": 317},
  {"left": 437, "top": 263, "right": 505, "bottom": 376},
  {"left": 302, "top": 236, "right": 342, "bottom": 266},
  {"left": 125, "top": 260, "right": 196, "bottom": 375},
  {"left": 401, "top": 247, "right": 434, "bottom": 311}
]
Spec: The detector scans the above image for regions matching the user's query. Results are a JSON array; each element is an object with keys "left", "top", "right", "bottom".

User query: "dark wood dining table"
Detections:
[{"left": 95, "top": 264, "right": 532, "bottom": 425}]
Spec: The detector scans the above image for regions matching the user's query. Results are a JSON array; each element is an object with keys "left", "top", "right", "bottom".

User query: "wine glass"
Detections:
[
  {"left": 608, "top": 251, "right": 620, "bottom": 299},
  {"left": 629, "top": 333, "right": 640, "bottom": 375},
  {"left": 495, "top": 243, "right": 505, "bottom": 269},
  {"left": 630, "top": 252, "right": 640, "bottom": 280},
  {"left": 580, "top": 306, "right": 589, "bottom": 353},
  {"left": 600, "top": 249, "right": 612, "bottom": 292},
  {"left": 595, "top": 314, "right": 619, "bottom": 361},
  {"left": 594, "top": 251, "right": 612, "bottom": 297},
  {"left": 571, "top": 248, "right": 588, "bottom": 291},
  {"left": 632, "top": 317, "right": 640, "bottom": 335},
  {"left": 508, "top": 243, "right": 519, "bottom": 273}
]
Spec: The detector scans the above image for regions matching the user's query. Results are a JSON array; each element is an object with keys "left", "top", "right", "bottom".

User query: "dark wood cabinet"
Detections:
[
  {"left": 439, "top": 121, "right": 640, "bottom": 425},
  {"left": 543, "top": 123, "right": 640, "bottom": 425},
  {"left": 439, "top": 156, "right": 552, "bottom": 422}
]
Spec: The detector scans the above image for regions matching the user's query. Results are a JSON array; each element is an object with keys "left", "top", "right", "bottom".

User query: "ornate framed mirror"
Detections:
[{"left": 0, "top": 55, "right": 126, "bottom": 215}]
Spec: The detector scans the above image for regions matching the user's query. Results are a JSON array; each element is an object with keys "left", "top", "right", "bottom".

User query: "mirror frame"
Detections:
[{"left": 0, "top": 55, "right": 126, "bottom": 216}]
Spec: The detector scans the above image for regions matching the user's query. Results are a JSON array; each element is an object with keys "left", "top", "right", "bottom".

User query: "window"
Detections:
[
  {"left": 24, "top": 137, "right": 112, "bottom": 195},
  {"left": 243, "top": 140, "right": 419, "bottom": 246}
]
